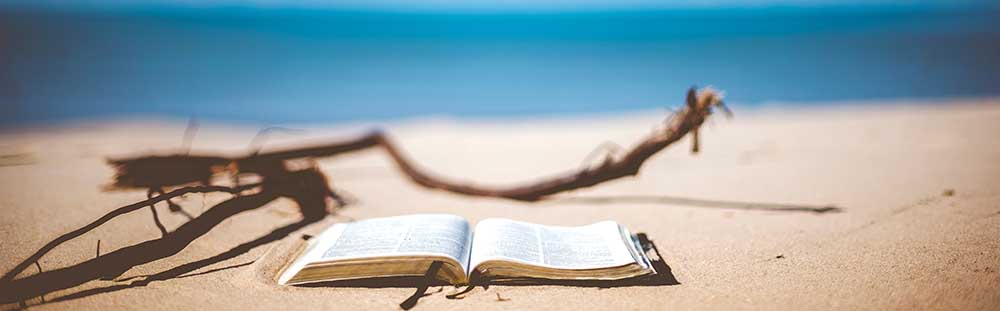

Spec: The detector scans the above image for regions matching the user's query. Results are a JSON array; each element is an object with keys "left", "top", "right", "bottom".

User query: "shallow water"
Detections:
[{"left": 2, "top": 6, "right": 999, "bottom": 125}]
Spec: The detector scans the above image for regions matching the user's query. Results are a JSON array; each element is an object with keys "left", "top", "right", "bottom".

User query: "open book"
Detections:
[{"left": 278, "top": 214, "right": 655, "bottom": 286}]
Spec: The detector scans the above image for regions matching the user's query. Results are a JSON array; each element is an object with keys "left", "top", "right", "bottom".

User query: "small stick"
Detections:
[
  {"left": 495, "top": 292, "right": 510, "bottom": 302},
  {"left": 691, "top": 129, "right": 700, "bottom": 154}
]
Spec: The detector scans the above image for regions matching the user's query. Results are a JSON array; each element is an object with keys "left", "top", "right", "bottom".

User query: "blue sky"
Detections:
[{"left": 4, "top": 0, "right": 995, "bottom": 11}]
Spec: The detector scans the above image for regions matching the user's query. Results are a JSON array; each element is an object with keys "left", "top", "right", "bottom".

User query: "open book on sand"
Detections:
[{"left": 278, "top": 214, "right": 655, "bottom": 285}]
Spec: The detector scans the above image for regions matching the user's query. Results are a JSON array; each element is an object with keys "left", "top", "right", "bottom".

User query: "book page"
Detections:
[
  {"left": 303, "top": 214, "right": 471, "bottom": 269},
  {"left": 469, "top": 218, "right": 637, "bottom": 270}
]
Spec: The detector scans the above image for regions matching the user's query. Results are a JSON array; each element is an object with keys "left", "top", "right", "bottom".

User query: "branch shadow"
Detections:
[
  {"left": 43, "top": 218, "right": 318, "bottom": 305},
  {"left": 114, "top": 260, "right": 256, "bottom": 283},
  {"left": 0, "top": 184, "right": 260, "bottom": 287},
  {"left": 553, "top": 195, "right": 842, "bottom": 214},
  {"left": 0, "top": 166, "right": 337, "bottom": 308},
  {"left": 2, "top": 188, "right": 332, "bottom": 308},
  {"left": 0, "top": 193, "right": 282, "bottom": 305}
]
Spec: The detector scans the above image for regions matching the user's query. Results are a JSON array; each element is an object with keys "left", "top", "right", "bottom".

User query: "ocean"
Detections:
[{"left": 2, "top": 5, "right": 999, "bottom": 125}]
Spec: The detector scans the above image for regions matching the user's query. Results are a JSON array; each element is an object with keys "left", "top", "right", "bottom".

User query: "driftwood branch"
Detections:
[
  {"left": 107, "top": 87, "right": 728, "bottom": 201},
  {"left": 231, "top": 87, "right": 729, "bottom": 201}
]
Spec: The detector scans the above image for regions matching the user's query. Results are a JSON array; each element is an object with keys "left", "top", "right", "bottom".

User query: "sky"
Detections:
[{"left": 4, "top": 0, "right": 996, "bottom": 11}]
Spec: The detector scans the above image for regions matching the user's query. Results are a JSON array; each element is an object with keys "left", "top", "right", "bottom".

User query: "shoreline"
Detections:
[{"left": 4, "top": 95, "right": 999, "bottom": 133}]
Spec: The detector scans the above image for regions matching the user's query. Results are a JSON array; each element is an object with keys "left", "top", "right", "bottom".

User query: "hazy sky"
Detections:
[{"left": 4, "top": 0, "right": 995, "bottom": 11}]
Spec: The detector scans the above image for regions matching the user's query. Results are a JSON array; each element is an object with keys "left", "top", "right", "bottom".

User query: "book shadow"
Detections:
[{"left": 298, "top": 233, "right": 678, "bottom": 310}]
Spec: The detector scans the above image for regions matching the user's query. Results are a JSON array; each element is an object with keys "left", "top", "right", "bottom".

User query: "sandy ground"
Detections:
[{"left": 1, "top": 100, "right": 999, "bottom": 310}]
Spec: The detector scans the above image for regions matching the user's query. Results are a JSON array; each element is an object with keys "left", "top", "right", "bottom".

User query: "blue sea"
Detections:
[{"left": 2, "top": 5, "right": 999, "bottom": 125}]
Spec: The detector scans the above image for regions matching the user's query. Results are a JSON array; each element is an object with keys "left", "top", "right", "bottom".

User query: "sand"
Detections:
[{"left": 1, "top": 100, "right": 999, "bottom": 310}]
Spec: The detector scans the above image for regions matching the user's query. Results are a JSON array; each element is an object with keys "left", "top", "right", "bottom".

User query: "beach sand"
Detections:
[{"left": 2, "top": 100, "right": 999, "bottom": 310}]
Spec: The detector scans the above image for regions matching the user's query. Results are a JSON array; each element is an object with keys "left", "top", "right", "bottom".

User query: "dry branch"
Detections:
[
  {"left": 234, "top": 87, "right": 729, "bottom": 201},
  {"left": 105, "top": 87, "right": 728, "bottom": 202}
]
